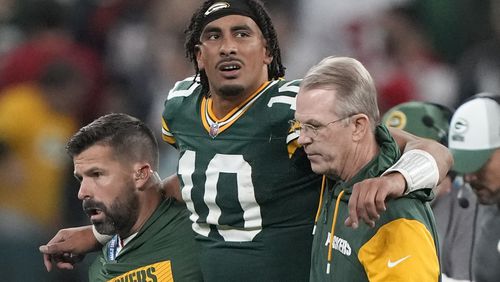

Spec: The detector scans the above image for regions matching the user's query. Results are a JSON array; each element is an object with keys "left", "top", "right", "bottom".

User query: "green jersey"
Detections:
[
  {"left": 162, "top": 77, "right": 321, "bottom": 281},
  {"left": 88, "top": 199, "right": 202, "bottom": 282}
]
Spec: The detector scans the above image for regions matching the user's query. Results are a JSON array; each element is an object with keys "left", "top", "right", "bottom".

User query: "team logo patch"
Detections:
[
  {"left": 384, "top": 110, "right": 407, "bottom": 130},
  {"left": 451, "top": 118, "right": 468, "bottom": 142},
  {"left": 205, "top": 2, "right": 230, "bottom": 16},
  {"left": 209, "top": 122, "right": 220, "bottom": 138},
  {"left": 452, "top": 118, "right": 468, "bottom": 134}
]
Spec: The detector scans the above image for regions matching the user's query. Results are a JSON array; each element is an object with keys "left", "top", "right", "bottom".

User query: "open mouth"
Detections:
[
  {"left": 219, "top": 64, "right": 241, "bottom": 71},
  {"left": 84, "top": 207, "right": 104, "bottom": 221},
  {"left": 218, "top": 60, "right": 242, "bottom": 77}
]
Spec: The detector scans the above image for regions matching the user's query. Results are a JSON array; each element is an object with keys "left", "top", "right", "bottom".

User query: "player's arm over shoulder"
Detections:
[{"left": 388, "top": 127, "right": 452, "bottom": 187}]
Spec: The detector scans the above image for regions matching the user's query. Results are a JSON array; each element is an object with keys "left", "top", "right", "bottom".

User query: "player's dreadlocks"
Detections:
[{"left": 184, "top": 0, "right": 286, "bottom": 97}]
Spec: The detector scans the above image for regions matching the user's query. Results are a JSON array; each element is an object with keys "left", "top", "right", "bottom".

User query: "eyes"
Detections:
[
  {"left": 202, "top": 30, "right": 251, "bottom": 42},
  {"left": 74, "top": 170, "right": 103, "bottom": 183},
  {"left": 289, "top": 120, "right": 322, "bottom": 137}
]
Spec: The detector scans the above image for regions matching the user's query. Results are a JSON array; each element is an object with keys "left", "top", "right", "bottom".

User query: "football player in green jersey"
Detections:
[{"left": 40, "top": 1, "right": 452, "bottom": 281}]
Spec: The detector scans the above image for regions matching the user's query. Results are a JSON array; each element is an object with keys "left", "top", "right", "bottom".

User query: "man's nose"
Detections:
[
  {"left": 220, "top": 36, "right": 237, "bottom": 56},
  {"left": 297, "top": 132, "right": 312, "bottom": 146},
  {"left": 77, "top": 178, "right": 92, "bottom": 200},
  {"left": 463, "top": 173, "right": 477, "bottom": 183}
]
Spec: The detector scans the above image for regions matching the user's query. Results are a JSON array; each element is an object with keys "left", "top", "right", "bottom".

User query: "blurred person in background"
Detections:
[
  {"left": 0, "top": 60, "right": 87, "bottom": 281},
  {"left": 383, "top": 101, "right": 478, "bottom": 281},
  {"left": 0, "top": 0, "right": 23, "bottom": 57},
  {"left": 92, "top": 0, "right": 155, "bottom": 122},
  {"left": 375, "top": 5, "right": 457, "bottom": 112},
  {"left": 0, "top": 0, "right": 104, "bottom": 124},
  {"left": 285, "top": 0, "right": 402, "bottom": 79},
  {"left": 456, "top": 1, "right": 500, "bottom": 107},
  {"left": 286, "top": 1, "right": 459, "bottom": 112},
  {"left": 449, "top": 93, "right": 500, "bottom": 282}
]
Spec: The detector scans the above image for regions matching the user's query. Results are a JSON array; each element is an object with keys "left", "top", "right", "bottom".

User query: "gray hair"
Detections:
[{"left": 300, "top": 56, "right": 380, "bottom": 129}]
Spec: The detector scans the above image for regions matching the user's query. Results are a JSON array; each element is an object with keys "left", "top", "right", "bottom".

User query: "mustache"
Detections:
[
  {"left": 82, "top": 199, "right": 107, "bottom": 213},
  {"left": 469, "top": 181, "right": 487, "bottom": 191},
  {"left": 216, "top": 57, "right": 242, "bottom": 68}
]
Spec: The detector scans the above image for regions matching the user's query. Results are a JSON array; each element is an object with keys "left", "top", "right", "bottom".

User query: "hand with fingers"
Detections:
[
  {"left": 345, "top": 173, "right": 406, "bottom": 228},
  {"left": 39, "top": 225, "right": 101, "bottom": 271}
]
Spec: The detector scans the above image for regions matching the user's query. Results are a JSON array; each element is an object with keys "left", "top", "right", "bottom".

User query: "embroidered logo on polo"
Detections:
[
  {"left": 387, "top": 255, "right": 411, "bottom": 268},
  {"left": 324, "top": 233, "right": 352, "bottom": 256}
]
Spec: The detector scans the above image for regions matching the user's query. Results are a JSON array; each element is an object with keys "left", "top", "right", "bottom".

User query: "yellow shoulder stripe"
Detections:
[
  {"left": 358, "top": 218, "right": 439, "bottom": 282},
  {"left": 161, "top": 118, "right": 176, "bottom": 145}
]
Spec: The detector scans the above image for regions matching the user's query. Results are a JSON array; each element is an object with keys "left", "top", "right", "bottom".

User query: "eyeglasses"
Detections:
[{"left": 289, "top": 115, "right": 352, "bottom": 137}]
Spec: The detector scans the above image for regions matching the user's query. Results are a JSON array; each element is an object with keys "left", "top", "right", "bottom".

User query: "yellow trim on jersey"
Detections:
[
  {"left": 201, "top": 81, "right": 271, "bottom": 136},
  {"left": 287, "top": 120, "right": 301, "bottom": 158},
  {"left": 287, "top": 139, "right": 301, "bottom": 158},
  {"left": 161, "top": 118, "right": 176, "bottom": 145},
  {"left": 107, "top": 260, "right": 173, "bottom": 282},
  {"left": 358, "top": 218, "right": 440, "bottom": 282}
]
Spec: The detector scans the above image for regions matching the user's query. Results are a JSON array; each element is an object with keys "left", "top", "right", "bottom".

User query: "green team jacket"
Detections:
[
  {"left": 310, "top": 125, "right": 441, "bottom": 282},
  {"left": 88, "top": 199, "right": 202, "bottom": 282}
]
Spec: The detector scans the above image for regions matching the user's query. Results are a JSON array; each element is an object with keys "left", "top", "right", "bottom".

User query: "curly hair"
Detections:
[{"left": 184, "top": 0, "right": 286, "bottom": 96}]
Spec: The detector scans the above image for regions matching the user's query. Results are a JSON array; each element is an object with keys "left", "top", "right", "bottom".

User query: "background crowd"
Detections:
[{"left": 0, "top": 0, "right": 497, "bottom": 281}]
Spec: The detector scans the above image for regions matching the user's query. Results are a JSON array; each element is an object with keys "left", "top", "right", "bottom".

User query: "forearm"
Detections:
[
  {"left": 40, "top": 225, "right": 103, "bottom": 266},
  {"left": 345, "top": 128, "right": 452, "bottom": 228},
  {"left": 390, "top": 127, "right": 452, "bottom": 184},
  {"left": 405, "top": 140, "right": 451, "bottom": 184}
]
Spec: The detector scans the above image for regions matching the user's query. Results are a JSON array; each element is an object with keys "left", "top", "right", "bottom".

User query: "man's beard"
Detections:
[
  {"left": 471, "top": 182, "right": 500, "bottom": 205},
  {"left": 82, "top": 187, "right": 139, "bottom": 236},
  {"left": 219, "top": 84, "right": 245, "bottom": 97}
]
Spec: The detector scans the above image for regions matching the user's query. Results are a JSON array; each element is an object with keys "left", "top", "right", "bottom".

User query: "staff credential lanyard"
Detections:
[{"left": 107, "top": 235, "right": 119, "bottom": 261}]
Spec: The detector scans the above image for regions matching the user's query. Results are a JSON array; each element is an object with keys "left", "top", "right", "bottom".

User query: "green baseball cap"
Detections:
[{"left": 382, "top": 101, "right": 453, "bottom": 145}]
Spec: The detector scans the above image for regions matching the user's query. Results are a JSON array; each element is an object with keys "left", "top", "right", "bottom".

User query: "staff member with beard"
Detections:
[
  {"left": 45, "top": 113, "right": 202, "bottom": 281},
  {"left": 449, "top": 93, "right": 500, "bottom": 282}
]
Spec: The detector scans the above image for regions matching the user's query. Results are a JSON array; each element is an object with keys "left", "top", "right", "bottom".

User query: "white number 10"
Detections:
[{"left": 178, "top": 150, "right": 263, "bottom": 242}]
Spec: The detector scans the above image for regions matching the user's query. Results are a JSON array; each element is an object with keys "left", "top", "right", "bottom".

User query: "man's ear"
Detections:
[
  {"left": 195, "top": 44, "right": 205, "bottom": 70},
  {"left": 264, "top": 46, "right": 273, "bottom": 65},
  {"left": 264, "top": 55, "right": 273, "bottom": 66},
  {"left": 133, "top": 164, "right": 152, "bottom": 190},
  {"left": 351, "top": 114, "right": 370, "bottom": 142}
]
